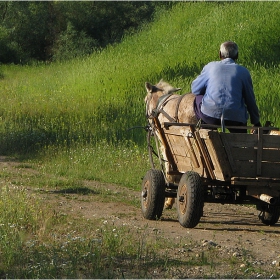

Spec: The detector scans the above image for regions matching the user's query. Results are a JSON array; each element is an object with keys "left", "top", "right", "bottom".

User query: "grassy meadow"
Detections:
[{"left": 1, "top": 2, "right": 280, "bottom": 278}]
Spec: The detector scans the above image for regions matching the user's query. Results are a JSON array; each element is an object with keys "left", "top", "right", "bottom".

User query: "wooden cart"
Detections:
[{"left": 141, "top": 120, "right": 280, "bottom": 228}]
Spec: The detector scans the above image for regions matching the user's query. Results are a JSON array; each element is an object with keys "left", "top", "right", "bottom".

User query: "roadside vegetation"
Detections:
[{"left": 0, "top": 2, "right": 280, "bottom": 278}]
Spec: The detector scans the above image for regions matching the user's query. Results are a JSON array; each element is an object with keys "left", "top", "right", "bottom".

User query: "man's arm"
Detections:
[
  {"left": 191, "top": 66, "right": 208, "bottom": 95},
  {"left": 242, "top": 72, "right": 260, "bottom": 125}
]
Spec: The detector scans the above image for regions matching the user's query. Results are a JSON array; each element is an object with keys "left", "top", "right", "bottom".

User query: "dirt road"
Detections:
[
  {"left": 2, "top": 157, "right": 280, "bottom": 278},
  {"left": 53, "top": 180, "right": 280, "bottom": 278}
]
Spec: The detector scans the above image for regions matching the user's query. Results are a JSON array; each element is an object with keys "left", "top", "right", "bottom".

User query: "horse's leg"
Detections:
[
  {"left": 164, "top": 197, "right": 175, "bottom": 209},
  {"left": 157, "top": 144, "right": 176, "bottom": 210},
  {"left": 164, "top": 161, "right": 176, "bottom": 209},
  {"left": 164, "top": 155, "right": 176, "bottom": 209}
]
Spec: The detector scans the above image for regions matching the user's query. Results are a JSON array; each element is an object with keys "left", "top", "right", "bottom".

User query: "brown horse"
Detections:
[{"left": 145, "top": 80, "right": 198, "bottom": 209}]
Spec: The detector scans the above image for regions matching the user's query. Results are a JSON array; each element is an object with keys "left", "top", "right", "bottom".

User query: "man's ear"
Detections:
[{"left": 219, "top": 51, "right": 223, "bottom": 60}]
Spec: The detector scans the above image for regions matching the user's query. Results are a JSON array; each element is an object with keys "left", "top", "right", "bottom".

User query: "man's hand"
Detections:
[{"left": 251, "top": 122, "right": 262, "bottom": 134}]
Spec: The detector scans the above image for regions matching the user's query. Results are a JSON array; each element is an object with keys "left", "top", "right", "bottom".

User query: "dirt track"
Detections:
[
  {"left": 2, "top": 157, "right": 280, "bottom": 278},
  {"left": 51, "top": 179, "right": 280, "bottom": 278}
]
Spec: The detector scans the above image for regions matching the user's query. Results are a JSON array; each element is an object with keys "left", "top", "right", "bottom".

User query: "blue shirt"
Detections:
[{"left": 191, "top": 58, "right": 260, "bottom": 124}]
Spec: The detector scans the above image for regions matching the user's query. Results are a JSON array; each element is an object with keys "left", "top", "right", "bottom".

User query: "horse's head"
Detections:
[{"left": 145, "top": 79, "right": 181, "bottom": 118}]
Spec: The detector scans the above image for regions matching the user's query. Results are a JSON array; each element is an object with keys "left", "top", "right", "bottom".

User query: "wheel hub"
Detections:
[
  {"left": 178, "top": 184, "right": 187, "bottom": 214},
  {"left": 142, "top": 190, "right": 147, "bottom": 198},
  {"left": 142, "top": 181, "right": 150, "bottom": 208}
]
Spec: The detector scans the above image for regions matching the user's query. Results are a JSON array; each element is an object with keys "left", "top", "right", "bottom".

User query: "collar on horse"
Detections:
[{"left": 151, "top": 93, "right": 188, "bottom": 122}]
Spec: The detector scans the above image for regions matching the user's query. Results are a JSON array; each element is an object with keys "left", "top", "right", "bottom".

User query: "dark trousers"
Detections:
[{"left": 194, "top": 95, "right": 247, "bottom": 133}]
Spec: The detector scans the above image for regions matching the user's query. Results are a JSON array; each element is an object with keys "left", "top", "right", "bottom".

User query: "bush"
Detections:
[{"left": 51, "top": 22, "right": 98, "bottom": 62}]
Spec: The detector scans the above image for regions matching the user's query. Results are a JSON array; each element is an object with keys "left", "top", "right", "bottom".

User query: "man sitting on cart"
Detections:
[{"left": 192, "top": 41, "right": 261, "bottom": 133}]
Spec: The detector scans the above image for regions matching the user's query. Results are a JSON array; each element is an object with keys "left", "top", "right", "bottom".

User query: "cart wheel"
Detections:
[
  {"left": 258, "top": 205, "right": 280, "bottom": 226},
  {"left": 177, "top": 171, "right": 204, "bottom": 228},
  {"left": 141, "top": 169, "right": 166, "bottom": 220}
]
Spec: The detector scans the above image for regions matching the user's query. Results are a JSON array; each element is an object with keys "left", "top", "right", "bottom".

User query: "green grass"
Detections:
[
  {"left": 0, "top": 187, "right": 162, "bottom": 278},
  {"left": 34, "top": 140, "right": 150, "bottom": 191},
  {"left": 0, "top": 2, "right": 280, "bottom": 155}
]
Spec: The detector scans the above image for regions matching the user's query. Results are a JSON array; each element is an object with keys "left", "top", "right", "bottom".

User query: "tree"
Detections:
[{"left": 0, "top": 1, "right": 173, "bottom": 64}]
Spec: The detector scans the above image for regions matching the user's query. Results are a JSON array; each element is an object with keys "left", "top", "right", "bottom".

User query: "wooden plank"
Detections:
[
  {"left": 163, "top": 122, "right": 264, "bottom": 131},
  {"left": 203, "top": 138, "right": 225, "bottom": 180},
  {"left": 221, "top": 133, "right": 258, "bottom": 148},
  {"left": 153, "top": 117, "right": 178, "bottom": 172},
  {"left": 163, "top": 125, "right": 192, "bottom": 137},
  {"left": 164, "top": 134, "right": 185, "bottom": 172},
  {"left": 232, "top": 176, "right": 280, "bottom": 185},
  {"left": 172, "top": 155, "right": 202, "bottom": 174},
  {"left": 165, "top": 134, "right": 187, "bottom": 157},
  {"left": 164, "top": 127, "right": 203, "bottom": 173},
  {"left": 198, "top": 129, "right": 213, "bottom": 139},
  {"left": 230, "top": 147, "right": 256, "bottom": 161},
  {"left": 263, "top": 134, "right": 280, "bottom": 148},
  {"left": 201, "top": 130, "right": 232, "bottom": 181},
  {"left": 224, "top": 132, "right": 280, "bottom": 150},
  {"left": 172, "top": 155, "right": 192, "bottom": 172},
  {"left": 232, "top": 161, "right": 256, "bottom": 177},
  {"left": 208, "top": 131, "right": 232, "bottom": 179},
  {"left": 257, "top": 128, "right": 263, "bottom": 176},
  {"left": 180, "top": 128, "right": 205, "bottom": 174},
  {"left": 219, "top": 133, "right": 237, "bottom": 173},
  {"left": 261, "top": 162, "right": 280, "bottom": 178},
  {"left": 194, "top": 131, "right": 216, "bottom": 180},
  {"left": 231, "top": 160, "right": 280, "bottom": 178},
  {"left": 228, "top": 147, "right": 280, "bottom": 163},
  {"left": 262, "top": 149, "right": 280, "bottom": 162},
  {"left": 188, "top": 136, "right": 204, "bottom": 173},
  {"left": 184, "top": 135, "right": 200, "bottom": 168}
]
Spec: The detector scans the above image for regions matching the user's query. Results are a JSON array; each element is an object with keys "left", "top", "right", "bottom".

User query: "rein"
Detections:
[{"left": 174, "top": 93, "right": 188, "bottom": 122}]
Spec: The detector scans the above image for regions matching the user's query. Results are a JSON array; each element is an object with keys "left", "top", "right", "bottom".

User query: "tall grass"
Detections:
[
  {"left": 0, "top": 186, "right": 170, "bottom": 278},
  {"left": 0, "top": 2, "right": 280, "bottom": 155},
  {"left": 37, "top": 140, "right": 150, "bottom": 190}
]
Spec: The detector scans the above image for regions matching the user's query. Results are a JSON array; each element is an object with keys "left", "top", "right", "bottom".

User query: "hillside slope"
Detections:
[{"left": 0, "top": 2, "right": 280, "bottom": 153}]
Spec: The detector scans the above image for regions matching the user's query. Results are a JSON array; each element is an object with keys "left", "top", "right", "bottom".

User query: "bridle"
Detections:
[{"left": 145, "top": 91, "right": 188, "bottom": 122}]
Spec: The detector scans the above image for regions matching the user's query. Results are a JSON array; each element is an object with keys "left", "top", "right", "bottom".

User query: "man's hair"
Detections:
[{"left": 220, "top": 41, "right": 238, "bottom": 60}]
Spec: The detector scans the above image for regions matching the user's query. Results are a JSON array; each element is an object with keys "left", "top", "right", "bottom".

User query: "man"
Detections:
[{"left": 192, "top": 41, "right": 261, "bottom": 133}]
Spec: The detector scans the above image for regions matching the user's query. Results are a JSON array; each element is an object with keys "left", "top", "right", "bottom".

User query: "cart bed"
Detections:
[{"left": 162, "top": 124, "right": 280, "bottom": 182}]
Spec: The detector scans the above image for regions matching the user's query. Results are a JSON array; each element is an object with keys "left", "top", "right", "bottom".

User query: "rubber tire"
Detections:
[
  {"left": 141, "top": 169, "right": 166, "bottom": 220},
  {"left": 177, "top": 171, "right": 204, "bottom": 228},
  {"left": 259, "top": 206, "right": 280, "bottom": 226}
]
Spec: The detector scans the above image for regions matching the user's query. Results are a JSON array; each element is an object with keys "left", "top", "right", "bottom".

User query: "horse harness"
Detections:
[{"left": 150, "top": 93, "right": 189, "bottom": 123}]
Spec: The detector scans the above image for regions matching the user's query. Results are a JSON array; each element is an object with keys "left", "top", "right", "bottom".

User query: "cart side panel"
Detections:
[
  {"left": 199, "top": 130, "right": 232, "bottom": 181},
  {"left": 263, "top": 134, "right": 280, "bottom": 148},
  {"left": 220, "top": 133, "right": 280, "bottom": 178},
  {"left": 164, "top": 127, "right": 232, "bottom": 181},
  {"left": 163, "top": 126, "right": 204, "bottom": 175},
  {"left": 163, "top": 126, "right": 280, "bottom": 180},
  {"left": 262, "top": 149, "right": 280, "bottom": 162}
]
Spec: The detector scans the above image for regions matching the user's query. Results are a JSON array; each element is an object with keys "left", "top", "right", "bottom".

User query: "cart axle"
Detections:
[{"left": 251, "top": 194, "right": 277, "bottom": 205}]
